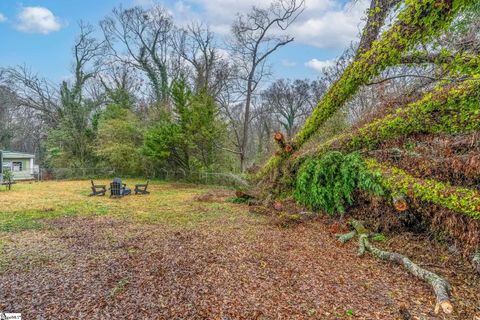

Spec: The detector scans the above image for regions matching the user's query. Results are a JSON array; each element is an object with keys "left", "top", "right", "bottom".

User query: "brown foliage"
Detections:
[{"left": 370, "top": 133, "right": 480, "bottom": 189}]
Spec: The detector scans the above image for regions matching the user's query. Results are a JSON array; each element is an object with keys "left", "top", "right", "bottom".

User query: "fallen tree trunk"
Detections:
[
  {"left": 294, "top": 79, "right": 480, "bottom": 165},
  {"left": 338, "top": 220, "right": 453, "bottom": 315},
  {"left": 365, "top": 158, "right": 480, "bottom": 220},
  {"left": 258, "top": 0, "right": 476, "bottom": 180}
]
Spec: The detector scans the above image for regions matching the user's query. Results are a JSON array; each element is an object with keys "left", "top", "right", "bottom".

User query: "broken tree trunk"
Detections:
[
  {"left": 274, "top": 132, "right": 286, "bottom": 149},
  {"left": 273, "top": 132, "right": 294, "bottom": 154},
  {"left": 393, "top": 193, "right": 408, "bottom": 212},
  {"left": 338, "top": 220, "right": 453, "bottom": 315},
  {"left": 284, "top": 144, "right": 294, "bottom": 154}
]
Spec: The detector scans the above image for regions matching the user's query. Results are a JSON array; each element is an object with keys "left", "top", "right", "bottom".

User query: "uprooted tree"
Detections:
[{"left": 255, "top": 0, "right": 480, "bottom": 314}]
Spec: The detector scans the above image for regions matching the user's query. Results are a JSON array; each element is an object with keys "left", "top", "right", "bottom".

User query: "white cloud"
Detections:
[
  {"left": 16, "top": 7, "right": 62, "bottom": 34},
  {"left": 167, "top": 0, "right": 369, "bottom": 49},
  {"left": 290, "top": 0, "right": 369, "bottom": 48},
  {"left": 0, "top": 13, "right": 7, "bottom": 23},
  {"left": 305, "top": 58, "right": 336, "bottom": 72},
  {"left": 174, "top": 1, "right": 192, "bottom": 14},
  {"left": 281, "top": 59, "right": 297, "bottom": 68}
]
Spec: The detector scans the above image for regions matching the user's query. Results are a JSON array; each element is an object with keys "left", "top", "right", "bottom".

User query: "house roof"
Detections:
[{"left": 1, "top": 151, "right": 35, "bottom": 159}]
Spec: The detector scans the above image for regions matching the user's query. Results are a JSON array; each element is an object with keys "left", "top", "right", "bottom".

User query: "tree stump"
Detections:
[
  {"left": 274, "top": 132, "right": 287, "bottom": 150},
  {"left": 393, "top": 193, "right": 408, "bottom": 212}
]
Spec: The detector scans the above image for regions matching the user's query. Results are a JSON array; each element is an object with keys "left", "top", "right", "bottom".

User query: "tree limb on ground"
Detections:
[
  {"left": 337, "top": 220, "right": 453, "bottom": 315},
  {"left": 364, "top": 158, "right": 480, "bottom": 220},
  {"left": 472, "top": 250, "right": 480, "bottom": 274}
]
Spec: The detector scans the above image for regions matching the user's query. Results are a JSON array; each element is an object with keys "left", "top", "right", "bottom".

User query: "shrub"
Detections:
[
  {"left": 294, "top": 151, "right": 383, "bottom": 216},
  {"left": 3, "top": 169, "right": 13, "bottom": 182}
]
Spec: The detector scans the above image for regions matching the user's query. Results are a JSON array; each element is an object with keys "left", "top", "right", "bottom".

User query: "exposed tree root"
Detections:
[
  {"left": 338, "top": 220, "right": 453, "bottom": 315},
  {"left": 336, "top": 230, "right": 356, "bottom": 244}
]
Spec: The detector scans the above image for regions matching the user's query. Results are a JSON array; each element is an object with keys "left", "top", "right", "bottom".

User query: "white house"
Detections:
[{"left": 0, "top": 150, "right": 36, "bottom": 182}]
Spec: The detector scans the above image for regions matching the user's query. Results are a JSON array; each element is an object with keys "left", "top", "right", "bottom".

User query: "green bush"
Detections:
[
  {"left": 3, "top": 169, "right": 13, "bottom": 182},
  {"left": 294, "top": 152, "right": 383, "bottom": 216}
]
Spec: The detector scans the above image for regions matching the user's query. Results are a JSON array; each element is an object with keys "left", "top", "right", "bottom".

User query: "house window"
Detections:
[{"left": 12, "top": 161, "right": 22, "bottom": 172}]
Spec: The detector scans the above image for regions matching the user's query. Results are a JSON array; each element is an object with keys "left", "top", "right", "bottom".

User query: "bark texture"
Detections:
[
  {"left": 336, "top": 230, "right": 356, "bottom": 244},
  {"left": 472, "top": 250, "right": 480, "bottom": 274}
]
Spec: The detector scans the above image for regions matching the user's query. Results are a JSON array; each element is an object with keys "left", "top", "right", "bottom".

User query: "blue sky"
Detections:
[{"left": 0, "top": 0, "right": 368, "bottom": 83}]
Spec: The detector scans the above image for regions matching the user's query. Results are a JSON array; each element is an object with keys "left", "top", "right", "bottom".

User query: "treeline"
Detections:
[
  {"left": 3, "top": 0, "right": 478, "bottom": 178},
  {"left": 0, "top": 0, "right": 331, "bottom": 175}
]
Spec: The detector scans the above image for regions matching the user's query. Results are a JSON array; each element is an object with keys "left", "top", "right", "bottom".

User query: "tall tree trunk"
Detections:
[{"left": 241, "top": 77, "right": 254, "bottom": 172}]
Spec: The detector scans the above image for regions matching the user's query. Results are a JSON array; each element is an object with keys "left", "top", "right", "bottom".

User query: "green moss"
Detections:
[
  {"left": 294, "top": 0, "right": 475, "bottom": 148},
  {"left": 259, "top": 0, "right": 476, "bottom": 182},
  {"left": 295, "top": 80, "right": 480, "bottom": 165},
  {"left": 365, "top": 158, "right": 480, "bottom": 219}
]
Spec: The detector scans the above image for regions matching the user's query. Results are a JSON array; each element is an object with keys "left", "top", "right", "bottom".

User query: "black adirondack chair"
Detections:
[
  {"left": 89, "top": 180, "right": 106, "bottom": 196},
  {"left": 109, "top": 177, "right": 131, "bottom": 198},
  {"left": 134, "top": 180, "right": 150, "bottom": 195}
]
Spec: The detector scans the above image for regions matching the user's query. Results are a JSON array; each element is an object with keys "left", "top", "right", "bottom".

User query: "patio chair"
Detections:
[
  {"left": 134, "top": 180, "right": 150, "bottom": 195},
  {"left": 89, "top": 180, "right": 106, "bottom": 196},
  {"left": 109, "top": 177, "right": 131, "bottom": 198}
]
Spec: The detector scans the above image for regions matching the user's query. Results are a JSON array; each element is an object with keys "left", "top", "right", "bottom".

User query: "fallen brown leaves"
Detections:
[{"left": 0, "top": 185, "right": 479, "bottom": 319}]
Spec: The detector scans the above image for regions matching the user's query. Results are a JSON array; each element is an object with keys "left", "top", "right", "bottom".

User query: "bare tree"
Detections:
[
  {"left": 229, "top": 0, "right": 305, "bottom": 171},
  {"left": 100, "top": 5, "right": 173, "bottom": 106},
  {"left": 68, "top": 22, "right": 106, "bottom": 105},
  {"left": 172, "top": 23, "right": 228, "bottom": 96},
  {"left": 2, "top": 66, "right": 60, "bottom": 128},
  {"left": 0, "top": 73, "right": 49, "bottom": 155},
  {"left": 262, "top": 79, "right": 323, "bottom": 139}
]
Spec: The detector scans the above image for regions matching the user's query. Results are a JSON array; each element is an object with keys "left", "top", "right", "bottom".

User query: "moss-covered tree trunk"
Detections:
[{"left": 259, "top": 0, "right": 475, "bottom": 177}]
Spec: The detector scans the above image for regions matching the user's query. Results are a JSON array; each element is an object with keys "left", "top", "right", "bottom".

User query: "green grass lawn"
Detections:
[
  {"left": 0, "top": 179, "right": 262, "bottom": 275},
  {"left": 0, "top": 180, "right": 248, "bottom": 232}
]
